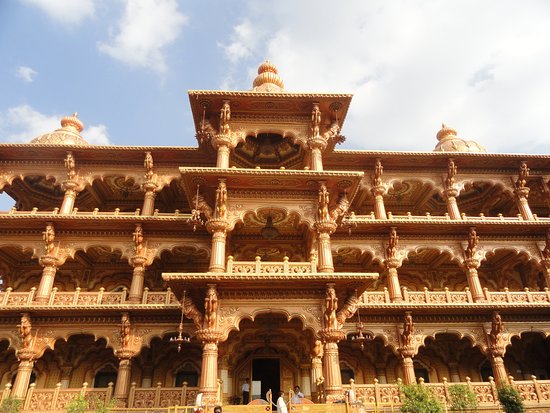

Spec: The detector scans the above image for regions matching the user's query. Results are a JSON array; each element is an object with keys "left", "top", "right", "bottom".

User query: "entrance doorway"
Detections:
[{"left": 252, "top": 358, "right": 280, "bottom": 402}]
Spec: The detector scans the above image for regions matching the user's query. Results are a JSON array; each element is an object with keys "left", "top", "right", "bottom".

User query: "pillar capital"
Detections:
[
  {"left": 195, "top": 329, "right": 223, "bottom": 344},
  {"left": 443, "top": 186, "right": 460, "bottom": 199},
  {"left": 318, "top": 328, "right": 345, "bottom": 343},
  {"left": 385, "top": 257, "right": 402, "bottom": 269},
  {"left": 463, "top": 258, "right": 480, "bottom": 269},
  {"left": 16, "top": 348, "right": 38, "bottom": 362},
  {"left": 315, "top": 221, "right": 337, "bottom": 234},
  {"left": 206, "top": 218, "right": 229, "bottom": 234}
]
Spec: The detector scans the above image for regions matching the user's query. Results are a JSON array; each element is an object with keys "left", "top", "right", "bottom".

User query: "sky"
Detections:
[{"left": 1, "top": 0, "right": 550, "bottom": 154}]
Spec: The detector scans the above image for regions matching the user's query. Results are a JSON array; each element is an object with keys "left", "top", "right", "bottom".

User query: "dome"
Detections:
[
  {"left": 30, "top": 113, "right": 90, "bottom": 145},
  {"left": 252, "top": 60, "right": 285, "bottom": 92},
  {"left": 433, "top": 123, "right": 486, "bottom": 153}
]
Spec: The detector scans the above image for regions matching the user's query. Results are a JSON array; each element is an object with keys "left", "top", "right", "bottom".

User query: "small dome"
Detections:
[
  {"left": 30, "top": 113, "right": 90, "bottom": 145},
  {"left": 433, "top": 123, "right": 486, "bottom": 153},
  {"left": 252, "top": 60, "right": 285, "bottom": 92}
]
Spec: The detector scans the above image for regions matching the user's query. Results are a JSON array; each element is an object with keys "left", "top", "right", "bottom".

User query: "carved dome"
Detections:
[
  {"left": 433, "top": 123, "right": 486, "bottom": 153},
  {"left": 30, "top": 113, "right": 90, "bottom": 145},
  {"left": 252, "top": 60, "right": 285, "bottom": 92}
]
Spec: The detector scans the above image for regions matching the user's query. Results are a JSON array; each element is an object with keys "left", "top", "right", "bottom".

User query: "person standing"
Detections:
[
  {"left": 242, "top": 378, "right": 250, "bottom": 404},
  {"left": 273, "top": 391, "right": 288, "bottom": 413},
  {"left": 291, "top": 386, "right": 304, "bottom": 404}
]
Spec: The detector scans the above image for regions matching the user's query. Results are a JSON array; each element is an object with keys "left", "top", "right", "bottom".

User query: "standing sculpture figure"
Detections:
[
  {"left": 401, "top": 312, "right": 414, "bottom": 348},
  {"left": 324, "top": 286, "right": 338, "bottom": 329},
  {"left": 204, "top": 286, "right": 218, "bottom": 329},
  {"left": 133, "top": 224, "right": 144, "bottom": 255},
  {"left": 43, "top": 223, "right": 55, "bottom": 255},
  {"left": 120, "top": 313, "right": 131, "bottom": 349},
  {"left": 19, "top": 314, "right": 33, "bottom": 350}
]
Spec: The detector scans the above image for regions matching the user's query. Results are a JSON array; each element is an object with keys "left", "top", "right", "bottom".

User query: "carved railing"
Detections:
[
  {"left": 226, "top": 255, "right": 317, "bottom": 274},
  {"left": 1, "top": 207, "right": 191, "bottom": 218},
  {"left": 345, "top": 211, "right": 550, "bottom": 222},
  {"left": 359, "top": 287, "right": 550, "bottom": 305},
  {"left": 128, "top": 382, "right": 199, "bottom": 409},
  {"left": 0, "top": 287, "right": 179, "bottom": 308}
]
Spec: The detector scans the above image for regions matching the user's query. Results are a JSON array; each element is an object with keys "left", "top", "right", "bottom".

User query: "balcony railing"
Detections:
[
  {"left": 360, "top": 287, "right": 550, "bottom": 305},
  {"left": 226, "top": 256, "right": 317, "bottom": 274},
  {"left": 2, "top": 207, "right": 191, "bottom": 218}
]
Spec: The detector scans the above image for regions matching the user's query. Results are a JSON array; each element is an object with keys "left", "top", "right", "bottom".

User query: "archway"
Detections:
[{"left": 505, "top": 332, "right": 550, "bottom": 380}]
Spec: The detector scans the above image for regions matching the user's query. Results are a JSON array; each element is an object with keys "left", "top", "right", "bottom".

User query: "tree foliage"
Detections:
[
  {"left": 399, "top": 384, "right": 444, "bottom": 413},
  {"left": 0, "top": 397, "right": 21, "bottom": 413},
  {"left": 497, "top": 386, "right": 525, "bottom": 413},
  {"left": 448, "top": 384, "right": 478, "bottom": 412}
]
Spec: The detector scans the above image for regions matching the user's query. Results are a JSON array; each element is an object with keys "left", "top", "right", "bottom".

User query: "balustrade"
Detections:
[{"left": 226, "top": 256, "right": 317, "bottom": 275}]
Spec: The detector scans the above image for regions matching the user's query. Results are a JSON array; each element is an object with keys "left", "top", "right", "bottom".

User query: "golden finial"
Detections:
[
  {"left": 30, "top": 112, "right": 89, "bottom": 145},
  {"left": 60, "top": 113, "right": 84, "bottom": 132},
  {"left": 252, "top": 60, "right": 285, "bottom": 92},
  {"left": 436, "top": 123, "right": 457, "bottom": 141}
]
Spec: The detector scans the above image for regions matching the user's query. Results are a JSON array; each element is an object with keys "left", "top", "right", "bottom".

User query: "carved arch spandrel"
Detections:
[
  {"left": 218, "top": 300, "right": 322, "bottom": 342},
  {"left": 227, "top": 202, "right": 317, "bottom": 232},
  {"left": 475, "top": 242, "right": 542, "bottom": 264},
  {"left": 500, "top": 322, "right": 550, "bottom": 350}
]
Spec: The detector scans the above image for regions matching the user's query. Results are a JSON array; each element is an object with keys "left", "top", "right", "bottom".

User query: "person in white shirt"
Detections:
[
  {"left": 242, "top": 378, "right": 250, "bottom": 404},
  {"left": 273, "top": 391, "right": 288, "bottom": 413},
  {"left": 291, "top": 386, "right": 304, "bottom": 404},
  {"left": 194, "top": 392, "right": 203, "bottom": 413}
]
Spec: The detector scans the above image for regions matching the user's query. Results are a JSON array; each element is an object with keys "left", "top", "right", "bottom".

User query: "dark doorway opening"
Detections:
[{"left": 252, "top": 358, "right": 280, "bottom": 403}]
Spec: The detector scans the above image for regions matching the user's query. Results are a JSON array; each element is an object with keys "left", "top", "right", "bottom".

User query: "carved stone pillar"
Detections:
[
  {"left": 489, "top": 352, "right": 509, "bottom": 386},
  {"left": 300, "top": 364, "right": 311, "bottom": 398},
  {"left": 316, "top": 222, "right": 336, "bottom": 273},
  {"left": 443, "top": 188, "right": 461, "bottom": 220},
  {"left": 463, "top": 259, "right": 485, "bottom": 302},
  {"left": 196, "top": 330, "right": 222, "bottom": 404},
  {"left": 372, "top": 185, "right": 387, "bottom": 219},
  {"left": 60, "top": 366, "right": 72, "bottom": 388},
  {"left": 515, "top": 187, "right": 534, "bottom": 220},
  {"left": 206, "top": 219, "right": 229, "bottom": 273},
  {"left": 11, "top": 350, "right": 36, "bottom": 399},
  {"left": 448, "top": 362, "right": 460, "bottom": 382},
  {"left": 309, "top": 139, "right": 326, "bottom": 171},
  {"left": 34, "top": 256, "right": 59, "bottom": 304},
  {"left": 128, "top": 256, "right": 147, "bottom": 303},
  {"left": 213, "top": 135, "right": 232, "bottom": 168},
  {"left": 311, "top": 340, "right": 323, "bottom": 396},
  {"left": 375, "top": 363, "right": 387, "bottom": 384},
  {"left": 114, "top": 353, "right": 133, "bottom": 406},
  {"left": 319, "top": 329, "right": 345, "bottom": 402},
  {"left": 60, "top": 180, "right": 80, "bottom": 214},
  {"left": 400, "top": 349, "right": 416, "bottom": 385},
  {"left": 385, "top": 258, "right": 403, "bottom": 302},
  {"left": 541, "top": 259, "right": 550, "bottom": 289},
  {"left": 141, "top": 181, "right": 158, "bottom": 216}
]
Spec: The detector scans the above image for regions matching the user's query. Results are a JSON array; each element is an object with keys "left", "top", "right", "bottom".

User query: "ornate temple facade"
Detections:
[{"left": 1, "top": 61, "right": 550, "bottom": 411}]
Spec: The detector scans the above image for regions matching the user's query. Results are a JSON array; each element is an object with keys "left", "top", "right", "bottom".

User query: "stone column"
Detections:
[
  {"left": 371, "top": 185, "right": 387, "bottom": 219},
  {"left": 128, "top": 256, "right": 147, "bottom": 303},
  {"left": 114, "top": 351, "right": 134, "bottom": 406},
  {"left": 196, "top": 330, "right": 222, "bottom": 405},
  {"left": 141, "top": 182, "right": 158, "bottom": 216},
  {"left": 34, "top": 256, "right": 59, "bottom": 304},
  {"left": 316, "top": 222, "right": 337, "bottom": 273},
  {"left": 206, "top": 219, "right": 229, "bottom": 273},
  {"left": 375, "top": 363, "right": 387, "bottom": 384},
  {"left": 310, "top": 145, "right": 324, "bottom": 171},
  {"left": 213, "top": 134, "right": 232, "bottom": 168},
  {"left": 400, "top": 351, "right": 416, "bottom": 385},
  {"left": 11, "top": 350, "right": 36, "bottom": 399},
  {"left": 463, "top": 259, "right": 485, "bottom": 302},
  {"left": 319, "top": 329, "right": 345, "bottom": 402},
  {"left": 488, "top": 352, "right": 509, "bottom": 386},
  {"left": 515, "top": 187, "right": 534, "bottom": 220},
  {"left": 300, "top": 364, "right": 311, "bottom": 398},
  {"left": 60, "top": 180, "right": 79, "bottom": 214},
  {"left": 443, "top": 188, "right": 461, "bottom": 220},
  {"left": 385, "top": 258, "right": 403, "bottom": 302},
  {"left": 541, "top": 259, "right": 550, "bottom": 289},
  {"left": 448, "top": 362, "right": 460, "bottom": 382},
  {"left": 141, "top": 365, "right": 153, "bottom": 387},
  {"left": 60, "top": 366, "right": 72, "bottom": 388}
]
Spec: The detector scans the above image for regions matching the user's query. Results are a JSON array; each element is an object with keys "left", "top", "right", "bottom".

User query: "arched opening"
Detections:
[
  {"left": 233, "top": 134, "right": 304, "bottom": 169},
  {"left": 459, "top": 181, "right": 517, "bottom": 218},
  {"left": 93, "top": 366, "right": 117, "bottom": 388},
  {"left": 479, "top": 250, "right": 544, "bottom": 292},
  {"left": 505, "top": 332, "right": 550, "bottom": 380},
  {"left": 0, "top": 246, "right": 39, "bottom": 291},
  {"left": 0, "top": 339, "right": 19, "bottom": 387}
]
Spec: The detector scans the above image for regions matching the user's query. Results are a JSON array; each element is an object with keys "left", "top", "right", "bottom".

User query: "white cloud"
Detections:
[
  {"left": 21, "top": 0, "right": 95, "bottom": 26},
  {"left": 16, "top": 66, "right": 37, "bottom": 83},
  {"left": 220, "top": 0, "right": 550, "bottom": 154},
  {"left": 98, "top": 0, "right": 187, "bottom": 74},
  {"left": 0, "top": 105, "right": 111, "bottom": 145}
]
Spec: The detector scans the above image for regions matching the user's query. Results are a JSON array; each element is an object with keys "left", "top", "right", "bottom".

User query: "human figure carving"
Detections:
[
  {"left": 543, "top": 229, "right": 550, "bottom": 259},
  {"left": 193, "top": 192, "right": 213, "bottom": 220},
  {"left": 386, "top": 227, "right": 398, "bottom": 260},
  {"left": 489, "top": 312, "right": 503, "bottom": 348},
  {"left": 133, "top": 224, "right": 144, "bottom": 255},
  {"left": 401, "top": 312, "right": 414, "bottom": 348},
  {"left": 120, "top": 313, "right": 131, "bottom": 349},
  {"left": 220, "top": 101, "right": 231, "bottom": 135},
  {"left": 204, "top": 285, "right": 218, "bottom": 329},
  {"left": 311, "top": 339, "right": 324, "bottom": 359},
  {"left": 516, "top": 161, "right": 529, "bottom": 189},
  {"left": 324, "top": 286, "right": 338, "bottom": 329},
  {"left": 64, "top": 151, "right": 76, "bottom": 180},
  {"left": 318, "top": 185, "right": 330, "bottom": 222},
  {"left": 329, "top": 192, "right": 349, "bottom": 222},
  {"left": 215, "top": 181, "right": 227, "bottom": 220},
  {"left": 336, "top": 292, "right": 358, "bottom": 325},
  {"left": 144, "top": 152, "right": 154, "bottom": 180},
  {"left": 323, "top": 121, "right": 340, "bottom": 141},
  {"left": 373, "top": 159, "right": 383, "bottom": 187},
  {"left": 311, "top": 104, "right": 321, "bottom": 138},
  {"left": 465, "top": 227, "right": 479, "bottom": 260},
  {"left": 183, "top": 295, "right": 204, "bottom": 330},
  {"left": 43, "top": 223, "right": 55, "bottom": 255},
  {"left": 19, "top": 313, "right": 33, "bottom": 350},
  {"left": 446, "top": 159, "right": 457, "bottom": 190}
]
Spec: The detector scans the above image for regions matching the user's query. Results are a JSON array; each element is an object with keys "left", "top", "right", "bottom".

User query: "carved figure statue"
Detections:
[
  {"left": 183, "top": 295, "right": 204, "bottom": 330},
  {"left": 144, "top": 152, "right": 154, "bottom": 180},
  {"left": 197, "top": 119, "right": 216, "bottom": 144},
  {"left": 318, "top": 185, "right": 330, "bottom": 222},
  {"left": 489, "top": 312, "right": 503, "bottom": 348},
  {"left": 329, "top": 192, "right": 350, "bottom": 222},
  {"left": 204, "top": 286, "right": 218, "bottom": 329},
  {"left": 446, "top": 159, "right": 457, "bottom": 190},
  {"left": 336, "top": 292, "right": 358, "bottom": 325},
  {"left": 516, "top": 161, "right": 529, "bottom": 189},
  {"left": 220, "top": 101, "right": 231, "bottom": 135},
  {"left": 311, "top": 339, "right": 324, "bottom": 359},
  {"left": 323, "top": 122, "right": 340, "bottom": 141},
  {"left": 215, "top": 181, "right": 227, "bottom": 220},
  {"left": 120, "top": 313, "right": 131, "bottom": 349},
  {"left": 465, "top": 227, "right": 479, "bottom": 260},
  {"left": 192, "top": 192, "right": 213, "bottom": 220},
  {"left": 543, "top": 229, "right": 550, "bottom": 259},
  {"left": 386, "top": 227, "right": 398, "bottom": 260},
  {"left": 64, "top": 151, "right": 76, "bottom": 180},
  {"left": 401, "top": 312, "right": 414, "bottom": 348},
  {"left": 133, "top": 224, "right": 144, "bottom": 255},
  {"left": 19, "top": 313, "right": 33, "bottom": 350},
  {"left": 43, "top": 223, "right": 55, "bottom": 255},
  {"left": 373, "top": 159, "right": 383, "bottom": 187},
  {"left": 324, "top": 286, "right": 338, "bottom": 329},
  {"left": 311, "top": 104, "right": 321, "bottom": 138}
]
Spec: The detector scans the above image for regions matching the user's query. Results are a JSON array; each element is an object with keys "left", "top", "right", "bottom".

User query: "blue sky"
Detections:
[{"left": 1, "top": 0, "right": 550, "bottom": 153}]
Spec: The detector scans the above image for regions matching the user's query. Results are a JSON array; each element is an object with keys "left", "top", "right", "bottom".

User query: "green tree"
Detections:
[
  {"left": 497, "top": 386, "right": 525, "bottom": 413},
  {"left": 448, "top": 384, "right": 478, "bottom": 412},
  {"left": 399, "top": 384, "right": 444, "bottom": 413},
  {"left": 0, "top": 397, "right": 21, "bottom": 413},
  {"left": 91, "top": 396, "right": 115, "bottom": 413},
  {"left": 66, "top": 394, "right": 89, "bottom": 413}
]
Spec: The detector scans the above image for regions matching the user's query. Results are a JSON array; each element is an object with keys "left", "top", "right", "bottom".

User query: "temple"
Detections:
[{"left": 0, "top": 61, "right": 550, "bottom": 412}]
